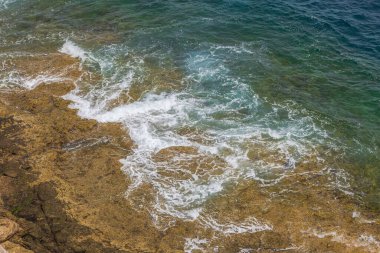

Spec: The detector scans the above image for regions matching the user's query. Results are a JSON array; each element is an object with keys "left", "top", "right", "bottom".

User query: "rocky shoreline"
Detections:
[
  {"left": 0, "top": 54, "right": 379, "bottom": 253},
  {"left": 0, "top": 53, "right": 198, "bottom": 252},
  {"left": 0, "top": 81, "right": 154, "bottom": 252}
]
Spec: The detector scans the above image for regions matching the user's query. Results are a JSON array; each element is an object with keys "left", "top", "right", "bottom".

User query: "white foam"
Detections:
[
  {"left": 58, "top": 40, "right": 348, "bottom": 234},
  {"left": 352, "top": 211, "right": 361, "bottom": 218},
  {"left": 352, "top": 211, "right": 377, "bottom": 224},
  {"left": 184, "top": 238, "right": 209, "bottom": 253},
  {"left": 238, "top": 249, "right": 253, "bottom": 253},
  {"left": 239, "top": 246, "right": 299, "bottom": 252},
  {"left": 59, "top": 40, "right": 88, "bottom": 61},
  {"left": 0, "top": 71, "right": 69, "bottom": 90},
  {"left": 199, "top": 216, "right": 272, "bottom": 234},
  {"left": 303, "top": 229, "right": 380, "bottom": 252},
  {"left": 0, "top": 0, "right": 15, "bottom": 10},
  {"left": 358, "top": 235, "right": 380, "bottom": 249},
  {"left": 23, "top": 75, "right": 67, "bottom": 89}
]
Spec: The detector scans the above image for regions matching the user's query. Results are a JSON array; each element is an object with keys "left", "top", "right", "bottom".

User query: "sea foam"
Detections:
[
  {"left": 0, "top": 0, "right": 15, "bottom": 10},
  {"left": 58, "top": 40, "right": 346, "bottom": 234},
  {"left": 59, "top": 40, "right": 88, "bottom": 61}
]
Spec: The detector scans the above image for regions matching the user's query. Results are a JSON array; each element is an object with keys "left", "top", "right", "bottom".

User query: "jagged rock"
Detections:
[
  {"left": 1, "top": 241, "right": 34, "bottom": 253},
  {"left": 0, "top": 218, "right": 18, "bottom": 243}
]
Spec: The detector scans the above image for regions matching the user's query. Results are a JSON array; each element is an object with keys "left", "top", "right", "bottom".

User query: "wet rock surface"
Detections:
[
  {"left": 0, "top": 54, "right": 379, "bottom": 253},
  {"left": 0, "top": 83, "right": 137, "bottom": 252}
]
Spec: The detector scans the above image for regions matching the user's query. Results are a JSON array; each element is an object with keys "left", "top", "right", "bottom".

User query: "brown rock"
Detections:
[
  {"left": 1, "top": 241, "right": 34, "bottom": 253},
  {"left": 0, "top": 219, "right": 18, "bottom": 243},
  {"left": 2, "top": 169, "right": 18, "bottom": 178},
  {"left": 0, "top": 49, "right": 379, "bottom": 253}
]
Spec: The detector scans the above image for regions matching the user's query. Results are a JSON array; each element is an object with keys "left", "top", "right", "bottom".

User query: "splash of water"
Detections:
[{"left": 59, "top": 40, "right": 344, "bottom": 233}]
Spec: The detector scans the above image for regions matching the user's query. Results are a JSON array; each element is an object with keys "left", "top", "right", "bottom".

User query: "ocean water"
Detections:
[{"left": 1, "top": 0, "right": 379, "bottom": 233}]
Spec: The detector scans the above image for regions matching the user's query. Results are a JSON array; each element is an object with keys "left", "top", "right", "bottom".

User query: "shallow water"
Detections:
[{"left": 1, "top": 0, "right": 380, "bottom": 247}]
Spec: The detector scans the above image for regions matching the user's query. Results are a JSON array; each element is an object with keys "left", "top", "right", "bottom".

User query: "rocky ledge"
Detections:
[
  {"left": 0, "top": 54, "right": 379, "bottom": 253},
  {"left": 0, "top": 80, "right": 166, "bottom": 252}
]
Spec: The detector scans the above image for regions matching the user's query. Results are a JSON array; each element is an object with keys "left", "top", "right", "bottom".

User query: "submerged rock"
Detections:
[{"left": 0, "top": 52, "right": 379, "bottom": 253}]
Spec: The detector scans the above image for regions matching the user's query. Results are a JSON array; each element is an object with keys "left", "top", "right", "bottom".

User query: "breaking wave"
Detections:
[{"left": 59, "top": 39, "right": 345, "bottom": 233}]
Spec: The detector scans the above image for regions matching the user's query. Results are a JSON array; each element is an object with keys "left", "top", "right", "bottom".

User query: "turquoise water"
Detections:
[{"left": 1, "top": 0, "right": 379, "bottom": 216}]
